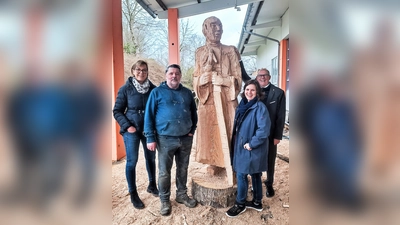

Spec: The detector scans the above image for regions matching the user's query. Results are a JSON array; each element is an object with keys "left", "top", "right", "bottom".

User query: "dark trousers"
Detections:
[
  {"left": 157, "top": 135, "right": 193, "bottom": 202},
  {"left": 265, "top": 140, "right": 277, "bottom": 187}
]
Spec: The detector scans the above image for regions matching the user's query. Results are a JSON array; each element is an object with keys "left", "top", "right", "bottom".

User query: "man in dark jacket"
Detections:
[
  {"left": 256, "top": 68, "right": 286, "bottom": 197},
  {"left": 144, "top": 64, "right": 198, "bottom": 216}
]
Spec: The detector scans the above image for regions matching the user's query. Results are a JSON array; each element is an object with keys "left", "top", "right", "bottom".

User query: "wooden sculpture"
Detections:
[{"left": 192, "top": 16, "right": 242, "bottom": 207}]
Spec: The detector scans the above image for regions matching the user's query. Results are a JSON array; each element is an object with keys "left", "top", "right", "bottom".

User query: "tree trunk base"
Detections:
[{"left": 191, "top": 176, "right": 236, "bottom": 208}]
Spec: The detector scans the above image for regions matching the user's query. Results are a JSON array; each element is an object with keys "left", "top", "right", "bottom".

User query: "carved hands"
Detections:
[
  {"left": 212, "top": 73, "right": 231, "bottom": 87},
  {"left": 199, "top": 71, "right": 212, "bottom": 85},
  {"left": 199, "top": 72, "right": 231, "bottom": 87},
  {"left": 212, "top": 73, "right": 224, "bottom": 85}
]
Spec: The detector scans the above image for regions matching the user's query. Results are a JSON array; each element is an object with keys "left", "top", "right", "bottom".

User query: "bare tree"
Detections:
[
  {"left": 122, "top": 0, "right": 162, "bottom": 55},
  {"left": 179, "top": 19, "right": 204, "bottom": 89},
  {"left": 242, "top": 55, "right": 257, "bottom": 77},
  {"left": 143, "top": 20, "right": 169, "bottom": 65},
  {"left": 121, "top": 0, "right": 141, "bottom": 54},
  {"left": 141, "top": 18, "right": 203, "bottom": 89},
  {"left": 122, "top": 1, "right": 204, "bottom": 89},
  {"left": 179, "top": 19, "right": 204, "bottom": 69}
]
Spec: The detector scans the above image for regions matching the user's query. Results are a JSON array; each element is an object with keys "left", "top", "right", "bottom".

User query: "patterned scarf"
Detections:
[{"left": 131, "top": 77, "right": 150, "bottom": 94}]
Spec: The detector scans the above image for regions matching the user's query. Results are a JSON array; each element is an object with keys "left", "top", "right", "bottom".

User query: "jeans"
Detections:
[
  {"left": 157, "top": 135, "right": 193, "bottom": 202},
  {"left": 123, "top": 131, "right": 156, "bottom": 193},
  {"left": 265, "top": 141, "right": 277, "bottom": 187},
  {"left": 236, "top": 172, "right": 263, "bottom": 204}
]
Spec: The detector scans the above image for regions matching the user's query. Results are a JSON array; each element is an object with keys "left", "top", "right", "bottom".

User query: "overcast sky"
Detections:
[{"left": 185, "top": 5, "right": 248, "bottom": 47}]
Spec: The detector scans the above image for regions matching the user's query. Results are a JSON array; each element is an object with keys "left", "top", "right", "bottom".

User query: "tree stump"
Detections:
[{"left": 191, "top": 169, "right": 236, "bottom": 208}]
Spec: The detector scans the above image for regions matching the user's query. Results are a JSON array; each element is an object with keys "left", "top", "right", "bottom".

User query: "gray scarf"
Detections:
[{"left": 131, "top": 77, "right": 150, "bottom": 94}]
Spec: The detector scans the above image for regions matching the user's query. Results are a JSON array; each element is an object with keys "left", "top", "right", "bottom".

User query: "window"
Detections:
[{"left": 271, "top": 56, "right": 278, "bottom": 86}]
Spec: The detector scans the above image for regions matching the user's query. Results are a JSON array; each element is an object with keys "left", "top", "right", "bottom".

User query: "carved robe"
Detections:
[{"left": 193, "top": 44, "right": 242, "bottom": 167}]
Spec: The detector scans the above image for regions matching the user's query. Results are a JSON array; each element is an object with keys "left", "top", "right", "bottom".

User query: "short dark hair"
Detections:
[
  {"left": 240, "top": 80, "right": 264, "bottom": 100},
  {"left": 165, "top": 64, "right": 181, "bottom": 73}
]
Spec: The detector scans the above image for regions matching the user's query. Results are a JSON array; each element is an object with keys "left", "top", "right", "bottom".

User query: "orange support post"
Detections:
[
  {"left": 112, "top": 0, "right": 126, "bottom": 160},
  {"left": 26, "top": 5, "right": 43, "bottom": 70},
  {"left": 98, "top": 0, "right": 113, "bottom": 162},
  {"left": 279, "top": 39, "right": 288, "bottom": 92},
  {"left": 168, "top": 9, "right": 180, "bottom": 65}
]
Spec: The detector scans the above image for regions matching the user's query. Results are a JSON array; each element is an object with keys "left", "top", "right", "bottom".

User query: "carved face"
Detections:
[{"left": 203, "top": 17, "right": 223, "bottom": 43}]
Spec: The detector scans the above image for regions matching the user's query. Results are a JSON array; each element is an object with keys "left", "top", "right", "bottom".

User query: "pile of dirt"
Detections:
[{"left": 124, "top": 54, "right": 165, "bottom": 86}]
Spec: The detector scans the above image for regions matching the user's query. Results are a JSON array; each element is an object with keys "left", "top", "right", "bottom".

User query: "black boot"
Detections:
[
  {"left": 266, "top": 185, "right": 275, "bottom": 198},
  {"left": 147, "top": 181, "right": 159, "bottom": 197},
  {"left": 130, "top": 190, "right": 144, "bottom": 209}
]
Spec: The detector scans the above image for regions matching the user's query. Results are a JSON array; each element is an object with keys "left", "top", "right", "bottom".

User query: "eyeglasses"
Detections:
[
  {"left": 257, "top": 74, "right": 269, "bottom": 77},
  {"left": 135, "top": 68, "right": 148, "bottom": 73}
]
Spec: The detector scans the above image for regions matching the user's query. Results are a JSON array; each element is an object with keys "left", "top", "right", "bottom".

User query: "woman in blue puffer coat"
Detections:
[
  {"left": 226, "top": 80, "right": 271, "bottom": 218},
  {"left": 113, "top": 60, "right": 158, "bottom": 209}
]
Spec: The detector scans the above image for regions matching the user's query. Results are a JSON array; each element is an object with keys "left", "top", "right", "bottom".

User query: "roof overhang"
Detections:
[
  {"left": 237, "top": 0, "right": 288, "bottom": 56},
  {"left": 135, "top": 0, "right": 259, "bottom": 19},
  {"left": 136, "top": 0, "right": 288, "bottom": 57}
]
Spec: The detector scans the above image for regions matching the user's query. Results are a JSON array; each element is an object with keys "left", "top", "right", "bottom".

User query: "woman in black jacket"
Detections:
[{"left": 113, "top": 60, "right": 157, "bottom": 209}]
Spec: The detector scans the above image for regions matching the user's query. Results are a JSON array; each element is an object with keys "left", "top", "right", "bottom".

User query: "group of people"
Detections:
[
  {"left": 113, "top": 62, "right": 198, "bottom": 216},
  {"left": 113, "top": 16, "right": 286, "bottom": 218},
  {"left": 113, "top": 61, "right": 285, "bottom": 217}
]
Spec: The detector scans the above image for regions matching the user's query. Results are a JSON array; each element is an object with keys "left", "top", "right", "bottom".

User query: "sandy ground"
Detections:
[{"left": 112, "top": 136, "right": 289, "bottom": 225}]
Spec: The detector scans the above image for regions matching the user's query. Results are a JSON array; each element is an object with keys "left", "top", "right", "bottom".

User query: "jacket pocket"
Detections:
[
  {"left": 239, "top": 136, "right": 244, "bottom": 148},
  {"left": 239, "top": 135, "right": 249, "bottom": 150}
]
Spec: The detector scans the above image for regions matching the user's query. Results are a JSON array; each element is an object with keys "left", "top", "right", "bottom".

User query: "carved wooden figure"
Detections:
[{"left": 193, "top": 16, "right": 242, "bottom": 187}]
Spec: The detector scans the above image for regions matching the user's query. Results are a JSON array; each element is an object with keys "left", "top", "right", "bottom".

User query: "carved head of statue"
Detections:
[{"left": 202, "top": 16, "right": 223, "bottom": 44}]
